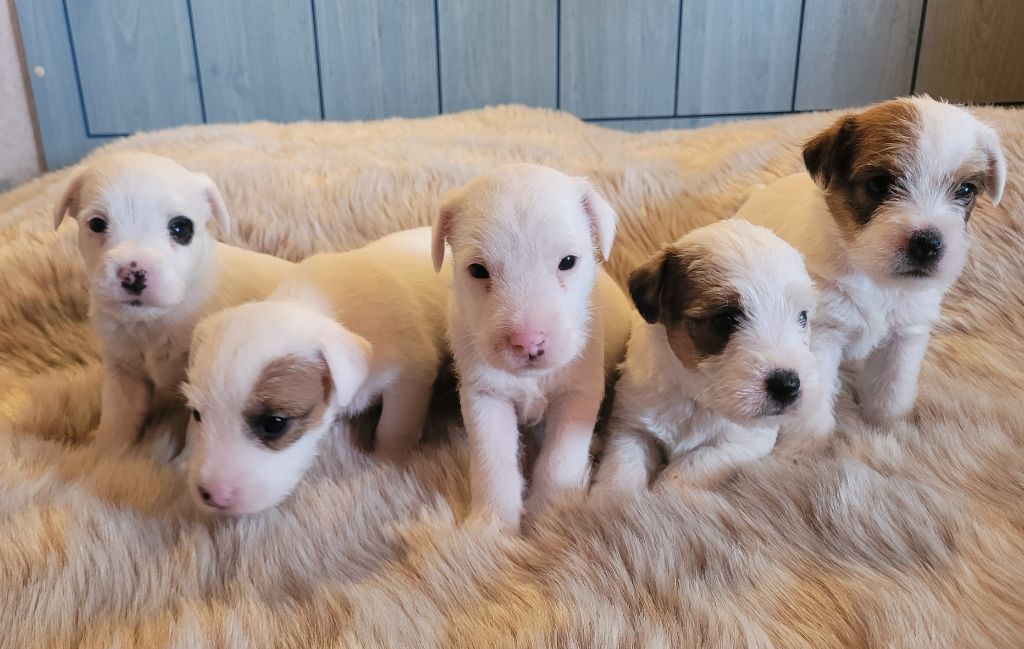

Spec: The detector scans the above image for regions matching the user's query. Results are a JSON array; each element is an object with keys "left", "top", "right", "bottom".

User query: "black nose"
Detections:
[
  {"left": 121, "top": 269, "right": 147, "bottom": 295},
  {"left": 198, "top": 486, "right": 211, "bottom": 502},
  {"left": 765, "top": 369, "right": 801, "bottom": 408},
  {"left": 906, "top": 229, "right": 943, "bottom": 265}
]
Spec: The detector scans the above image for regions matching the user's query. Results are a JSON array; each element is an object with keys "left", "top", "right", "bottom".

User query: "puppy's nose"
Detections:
[
  {"left": 508, "top": 330, "right": 546, "bottom": 360},
  {"left": 765, "top": 369, "right": 801, "bottom": 408},
  {"left": 197, "top": 484, "right": 234, "bottom": 510},
  {"left": 906, "top": 229, "right": 943, "bottom": 265},
  {"left": 118, "top": 264, "right": 147, "bottom": 295}
]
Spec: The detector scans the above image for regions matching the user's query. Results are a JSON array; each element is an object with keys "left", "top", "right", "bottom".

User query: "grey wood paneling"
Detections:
[
  {"left": 915, "top": 0, "right": 1024, "bottom": 104},
  {"left": 677, "top": 0, "right": 802, "bottom": 115},
  {"left": 65, "top": 0, "right": 203, "bottom": 133},
  {"left": 191, "top": 0, "right": 322, "bottom": 123},
  {"left": 438, "top": 0, "right": 557, "bottom": 112},
  {"left": 560, "top": 0, "right": 680, "bottom": 119},
  {"left": 795, "top": 0, "right": 924, "bottom": 111},
  {"left": 315, "top": 0, "right": 439, "bottom": 120},
  {"left": 13, "top": 0, "right": 112, "bottom": 168}
]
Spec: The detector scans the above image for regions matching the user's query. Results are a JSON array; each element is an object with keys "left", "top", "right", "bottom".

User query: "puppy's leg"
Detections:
[
  {"left": 463, "top": 392, "right": 524, "bottom": 531},
  {"left": 525, "top": 388, "right": 601, "bottom": 517},
  {"left": 591, "top": 423, "right": 660, "bottom": 495},
  {"left": 374, "top": 375, "right": 434, "bottom": 463},
  {"left": 94, "top": 365, "right": 152, "bottom": 452},
  {"left": 780, "top": 336, "right": 842, "bottom": 454},
  {"left": 858, "top": 325, "right": 930, "bottom": 425},
  {"left": 660, "top": 429, "right": 776, "bottom": 489}
]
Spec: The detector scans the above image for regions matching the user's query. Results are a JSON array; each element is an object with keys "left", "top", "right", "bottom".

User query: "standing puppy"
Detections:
[
  {"left": 592, "top": 219, "right": 820, "bottom": 493},
  {"left": 433, "top": 164, "right": 632, "bottom": 531},
  {"left": 184, "top": 228, "right": 449, "bottom": 515},
  {"left": 54, "top": 153, "right": 293, "bottom": 452},
  {"left": 737, "top": 96, "right": 1006, "bottom": 443}
]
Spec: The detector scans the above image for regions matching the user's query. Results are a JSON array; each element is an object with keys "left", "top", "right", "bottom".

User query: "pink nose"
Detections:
[
  {"left": 197, "top": 484, "right": 235, "bottom": 510},
  {"left": 508, "top": 330, "right": 546, "bottom": 359}
]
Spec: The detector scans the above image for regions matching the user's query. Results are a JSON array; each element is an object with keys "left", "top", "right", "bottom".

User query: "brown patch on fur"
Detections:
[
  {"left": 803, "top": 99, "right": 921, "bottom": 238},
  {"left": 244, "top": 354, "right": 331, "bottom": 451},
  {"left": 628, "top": 245, "right": 740, "bottom": 369}
]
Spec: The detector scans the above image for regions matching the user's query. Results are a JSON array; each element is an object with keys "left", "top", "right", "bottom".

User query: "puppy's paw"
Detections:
[
  {"left": 467, "top": 502, "right": 523, "bottom": 535},
  {"left": 859, "top": 398, "right": 912, "bottom": 428}
]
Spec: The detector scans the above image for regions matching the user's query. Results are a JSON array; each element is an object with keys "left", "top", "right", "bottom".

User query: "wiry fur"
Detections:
[{"left": 1, "top": 105, "right": 1024, "bottom": 647}]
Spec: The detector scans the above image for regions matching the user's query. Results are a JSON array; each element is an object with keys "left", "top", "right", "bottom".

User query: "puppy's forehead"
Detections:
[{"left": 81, "top": 154, "right": 202, "bottom": 219}]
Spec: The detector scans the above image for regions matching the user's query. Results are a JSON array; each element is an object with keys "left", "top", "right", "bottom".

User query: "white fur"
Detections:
[
  {"left": 433, "top": 164, "right": 631, "bottom": 531},
  {"left": 183, "top": 227, "right": 450, "bottom": 515},
  {"left": 54, "top": 153, "right": 293, "bottom": 452},
  {"left": 593, "top": 219, "right": 820, "bottom": 493},
  {"left": 737, "top": 97, "right": 1007, "bottom": 443}
]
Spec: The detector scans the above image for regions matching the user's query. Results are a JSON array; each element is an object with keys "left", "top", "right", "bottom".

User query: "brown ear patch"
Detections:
[{"left": 244, "top": 354, "right": 332, "bottom": 451}]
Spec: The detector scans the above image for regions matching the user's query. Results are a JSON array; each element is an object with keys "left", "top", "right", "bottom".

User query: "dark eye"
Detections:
[
  {"left": 865, "top": 175, "right": 894, "bottom": 200},
  {"left": 467, "top": 263, "right": 490, "bottom": 279},
  {"left": 168, "top": 216, "right": 194, "bottom": 245},
  {"left": 798, "top": 310, "right": 808, "bottom": 327},
  {"left": 709, "top": 309, "right": 742, "bottom": 333},
  {"left": 558, "top": 255, "right": 578, "bottom": 271},
  {"left": 954, "top": 182, "right": 977, "bottom": 200},
  {"left": 192, "top": 409, "right": 201, "bottom": 422},
  {"left": 255, "top": 414, "right": 290, "bottom": 443},
  {"left": 87, "top": 217, "right": 108, "bottom": 233}
]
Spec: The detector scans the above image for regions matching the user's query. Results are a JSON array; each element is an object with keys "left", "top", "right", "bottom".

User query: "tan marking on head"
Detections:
[{"left": 244, "top": 354, "right": 332, "bottom": 451}]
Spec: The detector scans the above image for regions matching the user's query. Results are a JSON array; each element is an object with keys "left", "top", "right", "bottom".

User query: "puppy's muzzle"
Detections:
[
  {"left": 902, "top": 228, "right": 944, "bottom": 276},
  {"left": 197, "top": 483, "right": 235, "bottom": 510},
  {"left": 118, "top": 262, "right": 148, "bottom": 296},
  {"left": 507, "top": 330, "right": 546, "bottom": 362},
  {"left": 765, "top": 369, "right": 801, "bottom": 410}
]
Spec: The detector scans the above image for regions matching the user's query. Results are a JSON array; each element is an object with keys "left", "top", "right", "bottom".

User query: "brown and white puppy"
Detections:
[
  {"left": 592, "top": 219, "right": 820, "bottom": 493},
  {"left": 737, "top": 96, "right": 1006, "bottom": 444}
]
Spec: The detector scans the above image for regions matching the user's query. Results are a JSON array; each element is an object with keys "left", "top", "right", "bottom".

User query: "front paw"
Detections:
[
  {"left": 859, "top": 397, "right": 913, "bottom": 427},
  {"left": 468, "top": 498, "right": 523, "bottom": 534}
]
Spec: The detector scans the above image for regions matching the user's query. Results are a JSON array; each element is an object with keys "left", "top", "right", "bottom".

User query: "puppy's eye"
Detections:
[
  {"left": 709, "top": 309, "right": 742, "bottom": 334},
  {"left": 467, "top": 263, "right": 490, "bottom": 279},
  {"left": 87, "top": 217, "right": 108, "bottom": 234},
  {"left": 954, "top": 182, "right": 977, "bottom": 200},
  {"left": 192, "top": 409, "right": 201, "bottom": 423},
  {"left": 865, "top": 175, "right": 895, "bottom": 199},
  {"left": 558, "top": 255, "right": 578, "bottom": 271},
  {"left": 798, "top": 310, "right": 808, "bottom": 327},
  {"left": 255, "top": 414, "right": 290, "bottom": 443},
  {"left": 168, "top": 216, "right": 194, "bottom": 245}
]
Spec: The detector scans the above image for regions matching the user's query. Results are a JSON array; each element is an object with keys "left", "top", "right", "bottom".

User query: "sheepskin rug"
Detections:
[{"left": 2, "top": 105, "right": 1023, "bottom": 648}]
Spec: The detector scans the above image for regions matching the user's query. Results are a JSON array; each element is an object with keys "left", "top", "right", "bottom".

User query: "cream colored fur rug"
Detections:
[{"left": 2, "top": 105, "right": 1023, "bottom": 648}]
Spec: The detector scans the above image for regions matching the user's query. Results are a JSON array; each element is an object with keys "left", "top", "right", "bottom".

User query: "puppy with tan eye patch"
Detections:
[
  {"left": 433, "top": 164, "right": 632, "bottom": 532},
  {"left": 592, "top": 219, "right": 821, "bottom": 493},
  {"left": 53, "top": 153, "right": 294, "bottom": 453},
  {"left": 183, "top": 227, "right": 449, "bottom": 515},
  {"left": 737, "top": 96, "right": 1006, "bottom": 443}
]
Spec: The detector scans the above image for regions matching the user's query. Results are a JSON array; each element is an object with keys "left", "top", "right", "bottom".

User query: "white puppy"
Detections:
[
  {"left": 592, "top": 219, "right": 820, "bottom": 493},
  {"left": 54, "top": 153, "right": 293, "bottom": 452},
  {"left": 737, "top": 96, "right": 1006, "bottom": 443},
  {"left": 432, "top": 164, "right": 632, "bottom": 531},
  {"left": 183, "top": 228, "right": 449, "bottom": 515}
]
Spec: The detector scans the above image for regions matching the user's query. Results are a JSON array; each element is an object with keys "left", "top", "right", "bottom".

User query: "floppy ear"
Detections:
[
  {"left": 978, "top": 123, "right": 1006, "bottom": 206},
  {"left": 628, "top": 249, "right": 673, "bottom": 324},
  {"left": 578, "top": 179, "right": 617, "bottom": 261},
  {"left": 194, "top": 172, "right": 231, "bottom": 237},
  {"left": 802, "top": 116, "right": 856, "bottom": 190},
  {"left": 432, "top": 190, "right": 462, "bottom": 273},
  {"left": 317, "top": 317, "right": 371, "bottom": 408},
  {"left": 53, "top": 172, "right": 86, "bottom": 230}
]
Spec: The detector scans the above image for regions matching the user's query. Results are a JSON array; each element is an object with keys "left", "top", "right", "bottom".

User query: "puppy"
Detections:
[
  {"left": 54, "top": 153, "right": 293, "bottom": 452},
  {"left": 737, "top": 96, "right": 1006, "bottom": 443},
  {"left": 592, "top": 219, "right": 820, "bottom": 493},
  {"left": 183, "top": 227, "right": 449, "bottom": 515},
  {"left": 432, "top": 164, "right": 632, "bottom": 531}
]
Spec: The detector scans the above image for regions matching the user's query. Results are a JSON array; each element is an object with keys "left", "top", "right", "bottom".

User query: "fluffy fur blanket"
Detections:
[{"left": 2, "top": 105, "right": 1023, "bottom": 648}]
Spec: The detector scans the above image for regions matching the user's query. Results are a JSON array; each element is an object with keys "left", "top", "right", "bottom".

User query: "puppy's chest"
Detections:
[
  {"left": 510, "top": 382, "right": 551, "bottom": 427},
  {"left": 823, "top": 280, "right": 933, "bottom": 360},
  {"left": 106, "top": 324, "right": 190, "bottom": 389}
]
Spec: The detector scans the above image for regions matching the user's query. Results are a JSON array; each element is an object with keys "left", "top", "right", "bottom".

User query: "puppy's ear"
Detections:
[
  {"left": 53, "top": 172, "right": 86, "bottom": 230},
  {"left": 317, "top": 317, "right": 371, "bottom": 408},
  {"left": 578, "top": 179, "right": 618, "bottom": 262},
  {"left": 978, "top": 123, "right": 1006, "bottom": 206},
  {"left": 628, "top": 249, "right": 674, "bottom": 324},
  {"left": 803, "top": 116, "right": 856, "bottom": 190},
  {"left": 432, "top": 190, "right": 462, "bottom": 273},
  {"left": 194, "top": 172, "right": 231, "bottom": 237}
]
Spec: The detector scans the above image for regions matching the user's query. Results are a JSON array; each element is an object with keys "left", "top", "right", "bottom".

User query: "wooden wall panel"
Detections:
[
  {"left": 438, "top": 0, "right": 557, "bottom": 112},
  {"left": 560, "top": 0, "right": 680, "bottom": 119},
  {"left": 677, "top": 0, "right": 802, "bottom": 115},
  {"left": 315, "top": 0, "right": 439, "bottom": 120},
  {"left": 191, "top": 0, "right": 322, "bottom": 123},
  {"left": 795, "top": 0, "right": 924, "bottom": 111},
  {"left": 915, "top": 0, "right": 1024, "bottom": 104},
  {"left": 65, "top": 0, "right": 203, "bottom": 133}
]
